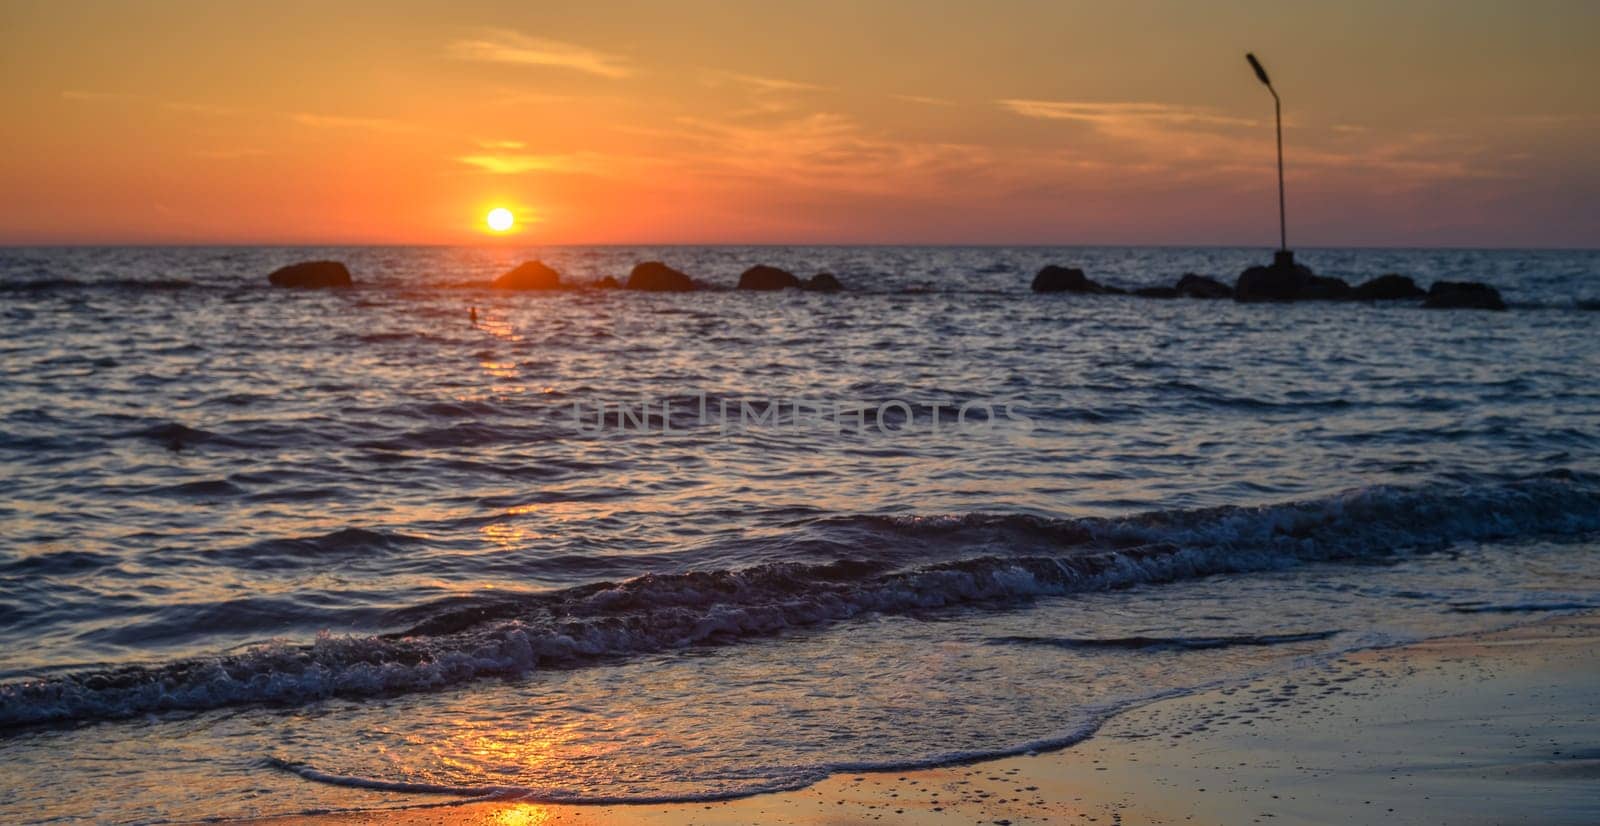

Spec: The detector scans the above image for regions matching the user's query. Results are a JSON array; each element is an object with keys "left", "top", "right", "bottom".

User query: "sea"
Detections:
[{"left": 1, "top": 245, "right": 1597, "bottom": 823}]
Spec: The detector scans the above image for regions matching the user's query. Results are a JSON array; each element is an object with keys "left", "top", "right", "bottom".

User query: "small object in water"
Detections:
[{"left": 469, "top": 306, "right": 477, "bottom": 324}]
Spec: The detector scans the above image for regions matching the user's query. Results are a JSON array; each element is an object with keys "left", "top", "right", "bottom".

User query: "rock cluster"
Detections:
[
  {"left": 260, "top": 258, "right": 1502, "bottom": 311},
  {"left": 1029, "top": 260, "right": 1503, "bottom": 310}
]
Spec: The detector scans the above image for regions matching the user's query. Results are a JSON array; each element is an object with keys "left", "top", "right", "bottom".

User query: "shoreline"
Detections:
[{"left": 249, "top": 611, "right": 1600, "bottom": 826}]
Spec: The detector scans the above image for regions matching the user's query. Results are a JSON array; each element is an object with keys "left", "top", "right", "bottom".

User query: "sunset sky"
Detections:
[{"left": 2, "top": 0, "right": 1596, "bottom": 246}]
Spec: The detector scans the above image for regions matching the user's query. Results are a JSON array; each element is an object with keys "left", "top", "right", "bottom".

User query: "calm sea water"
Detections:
[{"left": 2, "top": 245, "right": 1598, "bottom": 822}]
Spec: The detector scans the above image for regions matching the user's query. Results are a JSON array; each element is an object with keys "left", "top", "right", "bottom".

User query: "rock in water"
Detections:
[
  {"left": 737, "top": 265, "right": 801, "bottom": 290},
  {"left": 1303, "top": 275, "right": 1353, "bottom": 300},
  {"left": 625, "top": 261, "right": 695, "bottom": 292},
  {"left": 803, "top": 272, "right": 843, "bottom": 292},
  {"left": 595, "top": 276, "right": 622, "bottom": 289},
  {"left": 493, "top": 260, "right": 563, "bottom": 290},
  {"left": 1175, "top": 273, "right": 1233, "bottom": 299},
  {"left": 1031, "top": 265, "right": 1121, "bottom": 294},
  {"left": 1234, "top": 259, "right": 1349, "bottom": 301},
  {"left": 1234, "top": 260, "right": 1310, "bottom": 301},
  {"left": 1134, "top": 286, "right": 1179, "bottom": 298},
  {"left": 1351, "top": 273, "right": 1425, "bottom": 300},
  {"left": 1424, "top": 281, "right": 1506, "bottom": 310},
  {"left": 267, "top": 260, "right": 352, "bottom": 288}
]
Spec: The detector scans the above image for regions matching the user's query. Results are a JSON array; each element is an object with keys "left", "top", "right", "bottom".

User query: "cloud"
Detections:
[
  {"left": 998, "top": 99, "right": 1256, "bottom": 128},
  {"left": 477, "top": 139, "right": 525, "bottom": 150},
  {"left": 483, "top": 90, "right": 610, "bottom": 107},
  {"left": 987, "top": 97, "right": 1511, "bottom": 193},
  {"left": 289, "top": 112, "right": 418, "bottom": 133},
  {"left": 893, "top": 94, "right": 955, "bottom": 106},
  {"left": 697, "top": 70, "right": 829, "bottom": 118},
  {"left": 455, "top": 152, "right": 609, "bottom": 175},
  {"left": 993, "top": 98, "right": 1271, "bottom": 183},
  {"left": 449, "top": 31, "right": 630, "bottom": 79},
  {"left": 660, "top": 112, "right": 994, "bottom": 195},
  {"left": 704, "top": 71, "right": 826, "bottom": 94},
  {"left": 164, "top": 101, "right": 248, "bottom": 117}
]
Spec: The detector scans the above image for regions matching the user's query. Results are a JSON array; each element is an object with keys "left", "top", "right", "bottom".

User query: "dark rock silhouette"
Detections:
[
  {"left": 1031, "top": 266, "right": 1123, "bottom": 294},
  {"left": 803, "top": 272, "right": 843, "bottom": 292},
  {"left": 1234, "top": 259, "right": 1311, "bottom": 302},
  {"left": 492, "top": 260, "right": 563, "bottom": 290},
  {"left": 1304, "top": 275, "right": 1353, "bottom": 300},
  {"left": 1351, "top": 273, "right": 1425, "bottom": 301},
  {"left": 738, "top": 265, "right": 801, "bottom": 291},
  {"left": 595, "top": 276, "right": 622, "bottom": 289},
  {"left": 1175, "top": 273, "right": 1233, "bottom": 299},
  {"left": 1235, "top": 258, "right": 1349, "bottom": 302},
  {"left": 1424, "top": 281, "right": 1506, "bottom": 311},
  {"left": 267, "top": 260, "right": 351, "bottom": 288},
  {"left": 1135, "top": 286, "right": 1180, "bottom": 298},
  {"left": 626, "top": 261, "right": 695, "bottom": 292}
]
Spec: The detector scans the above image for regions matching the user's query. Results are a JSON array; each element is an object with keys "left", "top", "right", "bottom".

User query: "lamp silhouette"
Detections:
[{"left": 1246, "top": 52, "right": 1292, "bottom": 267}]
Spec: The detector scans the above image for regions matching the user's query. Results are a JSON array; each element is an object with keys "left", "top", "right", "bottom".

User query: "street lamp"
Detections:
[{"left": 1246, "top": 52, "right": 1291, "bottom": 267}]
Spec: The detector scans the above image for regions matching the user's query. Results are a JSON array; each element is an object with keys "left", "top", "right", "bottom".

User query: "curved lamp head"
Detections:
[{"left": 1245, "top": 53, "right": 1273, "bottom": 88}]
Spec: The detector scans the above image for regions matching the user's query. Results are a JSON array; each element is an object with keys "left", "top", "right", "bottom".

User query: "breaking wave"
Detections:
[{"left": 2, "top": 475, "right": 1596, "bottom": 729}]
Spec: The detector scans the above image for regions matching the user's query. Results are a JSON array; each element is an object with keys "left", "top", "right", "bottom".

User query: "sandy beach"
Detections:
[{"left": 248, "top": 612, "right": 1599, "bottom": 826}]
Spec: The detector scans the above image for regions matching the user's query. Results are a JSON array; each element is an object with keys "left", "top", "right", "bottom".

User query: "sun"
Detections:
[{"left": 486, "top": 207, "right": 515, "bottom": 232}]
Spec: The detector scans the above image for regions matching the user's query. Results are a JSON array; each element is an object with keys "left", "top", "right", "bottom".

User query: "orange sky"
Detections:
[{"left": 2, "top": 0, "right": 1596, "bottom": 246}]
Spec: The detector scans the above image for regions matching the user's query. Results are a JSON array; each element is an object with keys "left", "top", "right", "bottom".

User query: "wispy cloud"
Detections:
[
  {"left": 893, "top": 94, "right": 955, "bottom": 106},
  {"left": 483, "top": 90, "right": 609, "bottom": 107},
  {"left": 455, "top": 152, "right": 608, "bottom": 175},
  {"left": 164, "top": 101, "right": 249, "bottom": 117},
  {"left": 997, "top": 98, "right": 1504, "bottom": 188},
  {"left": 68, "top": 91, "right": 425, "bottom": 137},
  {"left": 477, "top": 139, "right": 525, "bottom": 150},
  {"left": 660, "top": 112, "right": 993, "bottom": 195},
  {"left": 998, "top": 100, "right": 1255, "bottom": 128},
  {"left": 289, "top": 112, "right": 418, "bottom": 133},
  {"left": 704, "top": 71, "right": 826, "bottom": 94},
  {"left": 699, "top": 70, "right": 828, "bottom": 118},
  {"left": 449, "top": 31, "right": 630, "bottom": 79}
]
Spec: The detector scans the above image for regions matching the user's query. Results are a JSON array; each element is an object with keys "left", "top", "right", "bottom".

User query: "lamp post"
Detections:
[{"left": 1246, "top": 52, "right": 1292, "bottom": 268}]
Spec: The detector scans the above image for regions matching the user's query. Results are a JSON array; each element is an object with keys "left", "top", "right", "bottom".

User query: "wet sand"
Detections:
[{"left": 253, "top": 613, "right": 1599, "bottom": 826}]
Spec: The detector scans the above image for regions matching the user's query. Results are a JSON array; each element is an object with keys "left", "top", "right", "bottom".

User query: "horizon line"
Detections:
[{"left": 3, "top": 241, "right": 1598, "bottom": 253}]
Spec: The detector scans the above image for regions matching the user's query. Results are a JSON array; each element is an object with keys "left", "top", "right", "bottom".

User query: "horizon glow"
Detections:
[{"left": 1, "top": 1, "right": 1597, "bottom": 248}]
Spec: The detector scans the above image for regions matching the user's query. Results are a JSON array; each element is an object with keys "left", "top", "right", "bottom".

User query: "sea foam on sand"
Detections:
[{"left": 245, "top": 612, "right": 1600, "bottom": 826}]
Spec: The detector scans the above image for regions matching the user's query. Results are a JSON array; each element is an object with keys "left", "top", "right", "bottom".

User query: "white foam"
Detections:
[{"left": 3, "top": 477, "right": 1595, "bottom": 729}]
